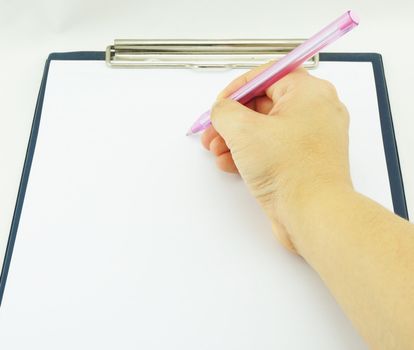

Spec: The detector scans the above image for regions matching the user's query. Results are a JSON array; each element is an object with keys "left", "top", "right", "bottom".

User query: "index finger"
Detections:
[
  {"left": 217, "top": 60, "right": 276, "bottom": 100},
  {"left": 264, "top": 67, "right": 309, "bottom": 101}
]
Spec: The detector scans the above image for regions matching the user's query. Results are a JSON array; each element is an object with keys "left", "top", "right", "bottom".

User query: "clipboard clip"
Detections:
[{"left": 106, "top": 39, "right": 319, "bottom": 70}]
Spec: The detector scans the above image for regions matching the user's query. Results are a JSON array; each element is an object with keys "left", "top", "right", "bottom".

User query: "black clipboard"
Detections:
[{"left": 0, "top": 50, "right": 408, "bottom": 305}]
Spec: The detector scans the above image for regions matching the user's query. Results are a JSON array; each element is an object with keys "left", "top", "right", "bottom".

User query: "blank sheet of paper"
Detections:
[{"left": 0, "top": 60, "right": 388, "bottom": 349}]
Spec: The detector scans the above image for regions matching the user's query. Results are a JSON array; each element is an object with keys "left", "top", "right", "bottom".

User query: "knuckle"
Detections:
[
  {"left": 211, "top": 99, "right": 228, "bottom": 118},
  {"left": 310, "top": 76, "right": 336, "bottom": 94},
  {"left": 212, "top": 98, "right": 227, "bottom": 110},
  {"left": 210, "top": 101, "right": 224, "bottom": 122},
  {"left": 320, "top": 79, "right": 337, "bottom": 95},
  {"left": 338, "top": 102, "right": 350, "bottom": 123}
]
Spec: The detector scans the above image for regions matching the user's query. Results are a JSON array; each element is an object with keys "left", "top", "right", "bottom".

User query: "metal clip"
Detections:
[{"left": 106, "top": 39, "right": 319, "bottom": 69}]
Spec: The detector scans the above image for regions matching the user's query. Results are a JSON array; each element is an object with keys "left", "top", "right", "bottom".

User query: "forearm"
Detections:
[
  {"left": 287, "top": 187, "right": 414, "bottom": 349},
  {"left": 205, "top": 64, "right": 414, "bottom": 347}
]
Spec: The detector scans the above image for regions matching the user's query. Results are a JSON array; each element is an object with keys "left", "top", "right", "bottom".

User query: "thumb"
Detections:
[{"left": 210, "top": 98, "right": 263, "bottom": 145}]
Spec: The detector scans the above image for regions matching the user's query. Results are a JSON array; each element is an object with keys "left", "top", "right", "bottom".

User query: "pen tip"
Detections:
[{"left": 186, "top": 129, "right": 193, "bottom": 136}]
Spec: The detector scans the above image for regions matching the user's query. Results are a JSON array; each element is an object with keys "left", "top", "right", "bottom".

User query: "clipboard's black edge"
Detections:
[
  {"left": 319, "top": 53, "right": 408, "bottom": 220},
  {"left": 0, "top": 56, "right": 49, "bottom": 305},
  {"left": 0, "top": 51, "right": 105, "bottom": 306},
  {"left": 0, "top": 51, "right": 408, "bottom": 306},
  {"left": 0, "top": 52, "right": 106, "bottom": 305},
  {"left": 49, "top": 51, "right": 106, "bottom": 61}
]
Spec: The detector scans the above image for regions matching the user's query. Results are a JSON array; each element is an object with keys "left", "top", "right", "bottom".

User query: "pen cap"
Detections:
[
  {"left": 306, "top": 10, "right": 359, "bottom": 53},
  {"left": 340, "top": 10, "right": 360, "bottom": 30},
  {"left": 232, "top": 10, "right": 360, "bottom": 103},
  {"left": 189, "top": 11, "right": 359, "bottom": 134}
]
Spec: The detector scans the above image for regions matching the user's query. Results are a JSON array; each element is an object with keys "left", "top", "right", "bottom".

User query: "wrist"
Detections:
[{"left": 275, "top": 180, "right": 356, "bottom": 258}]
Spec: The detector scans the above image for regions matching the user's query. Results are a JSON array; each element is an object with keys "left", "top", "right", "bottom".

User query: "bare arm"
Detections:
[
  {"left": 201, "top": 64, "right": 414, "bottom": 349},
  {"left": 288, "top": 186, "right": 414, "bottom": 349}
]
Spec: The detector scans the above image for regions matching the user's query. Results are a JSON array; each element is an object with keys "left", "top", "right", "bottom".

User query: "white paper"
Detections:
[{"left": 0, "top": 60, "right": 388, "bottom": 349}]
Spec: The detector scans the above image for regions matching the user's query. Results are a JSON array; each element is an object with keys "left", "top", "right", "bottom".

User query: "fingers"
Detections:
[
  {"left": 209, "top": 136, "right": 229, "bottom": 156},
  {"left": 201, "top": 125, "right": 235, "bottom": 173},
  {"left": 246, "top": 95, "right": 274, "bottom": 115},
  {"left": 217, "top": 63, "right": 308, "bottom": 107},
  {"left": 202, "top": 64, "right": 308, "bottom": 177},
  {"left": 217, "top": 60, "right": 276, "bottom": 100},
  {"left": 216, "top": 152, "right": 238, "bottom": 173},
  {"left": 201, "top": 125, "right": 219, "bottom": 150},
  {"left": 201, "top": 126, "right": 233, "bottom": 157},
  {"left": 210, "top": 99, "right": 263, "bottom": 144},
  {"left": 265, "top": 67, "right": 309, "bottom": 102},
  {"left": 216, "top": 64, "right": 309, "bottom": 121}
]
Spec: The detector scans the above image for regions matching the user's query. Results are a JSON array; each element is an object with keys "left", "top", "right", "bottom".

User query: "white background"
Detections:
[{"left": 1, "top": 1, "right": 413, "bottom": 270}]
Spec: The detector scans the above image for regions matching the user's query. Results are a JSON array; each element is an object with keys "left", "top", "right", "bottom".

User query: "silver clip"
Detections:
[{"left": 106, "top": 39, "right": 319, "bottom": 69}]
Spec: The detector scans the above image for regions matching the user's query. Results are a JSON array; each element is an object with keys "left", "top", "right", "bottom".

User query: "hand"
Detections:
[
  {"left": 202, "top": 63, "right": 414, "bottom": 350},
  {"left": 201, "top": 64, "right": 353, "bottom": 254}
]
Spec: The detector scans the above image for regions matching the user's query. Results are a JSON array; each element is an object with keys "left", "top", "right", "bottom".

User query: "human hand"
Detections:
[
  {"left": 201, "top": 63, "right": 353, "bottom": 254},
  {"left": 202, "top": 63, "right": 414, "bottom": 350}
]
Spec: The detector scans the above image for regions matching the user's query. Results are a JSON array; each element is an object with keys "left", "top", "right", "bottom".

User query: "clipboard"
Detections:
[{"left": 0, "top": 40, "right": 408, "bottom": 349}]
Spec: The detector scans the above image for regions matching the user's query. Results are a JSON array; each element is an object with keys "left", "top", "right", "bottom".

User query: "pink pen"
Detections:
[{"left": 187, "top": 10, "right": 359, "bottom": 135}]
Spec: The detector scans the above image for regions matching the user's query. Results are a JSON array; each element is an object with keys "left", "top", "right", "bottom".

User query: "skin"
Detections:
[{"left": 201, "top": 64, "right": 414, "bottom": 349}]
